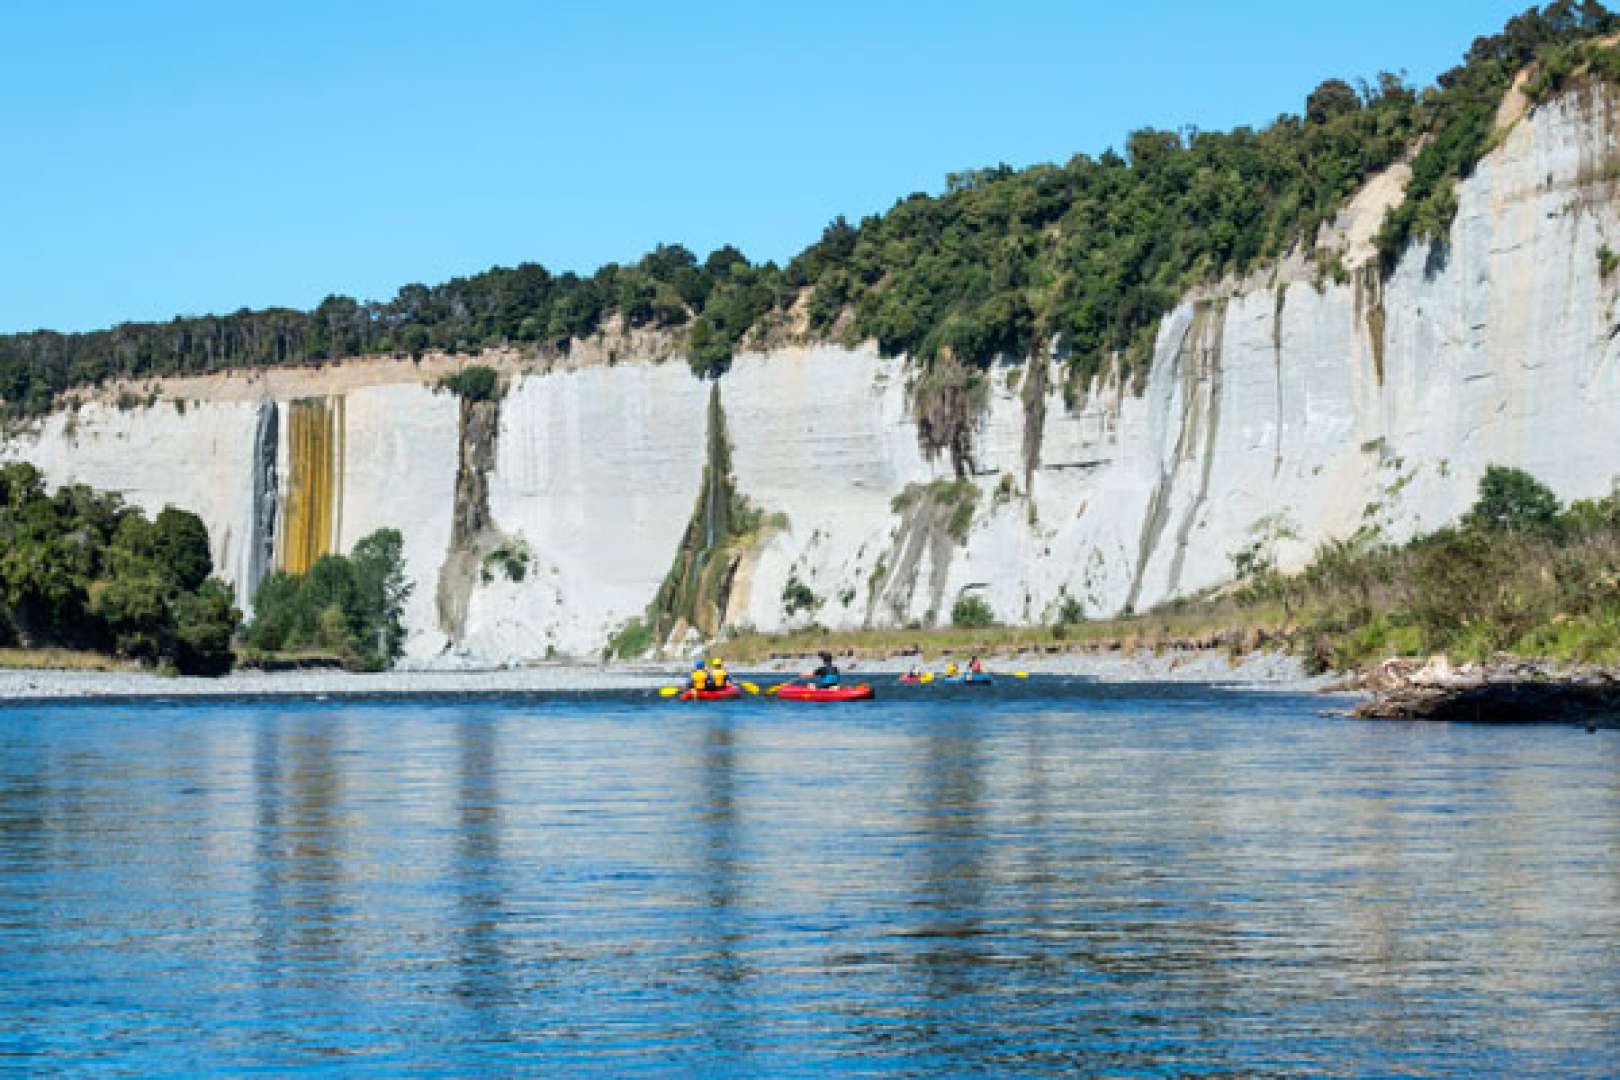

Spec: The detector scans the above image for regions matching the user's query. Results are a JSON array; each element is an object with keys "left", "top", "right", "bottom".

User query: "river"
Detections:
[{"left": 1, "top": 680, "right": 1616, "bottom": 1075}]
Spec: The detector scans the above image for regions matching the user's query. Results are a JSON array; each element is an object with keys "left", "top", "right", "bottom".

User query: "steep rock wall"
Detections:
[
  {"left": 457, "top": 361, "right": 710, "bottom": 660},
  {"left": 1, "top": 399, "right": 264, "bottom": 597},
  {"left": 5, "top": 84, "right": 1620, "bottom": 661}
]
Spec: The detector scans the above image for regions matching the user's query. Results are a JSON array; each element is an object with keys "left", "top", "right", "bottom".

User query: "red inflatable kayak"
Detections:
[
  {"left": 679, "top": 684, "right": 743, "bottom": 701},
  {"left": 774, "top": 684, "right": 874, "bottom": 702}
]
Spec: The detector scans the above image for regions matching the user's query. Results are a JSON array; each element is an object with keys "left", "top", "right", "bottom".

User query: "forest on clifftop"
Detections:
[{"left": 3, "top": 2, "right": 1618, "bottom": 416}]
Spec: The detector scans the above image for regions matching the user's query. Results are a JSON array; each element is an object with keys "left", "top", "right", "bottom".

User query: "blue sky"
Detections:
[{"left": 1, "top": 0, "right": 1535, "bottom": 333}]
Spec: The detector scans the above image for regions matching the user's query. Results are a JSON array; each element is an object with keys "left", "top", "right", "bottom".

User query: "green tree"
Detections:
[
  {"left": 1306, "top": 79, "right": 1362, "bottom": 124},
  {"left": 439, "top": 364, "right": 500, "bottom": 402},
  {"left": 349, "top": 528, "right": 412, "bottom": 666},
  {"left": 686, "top": 317, "right": 731, "bottom": 377},
  {"left": 0, "top": 466, "right": 239, "bottom": 674},
  {"left": 244, "top": 529, "right": 412, "bottom": 669},
  {"left": 246, "top": 571, "right": 302, "bottom": 651},
  {"left": 153, "top": 506, "right": 213, "bottom": 590},
  {"left": 298, "top": 556, "right": 358, "bottom": 646},
  {"left": 91, "top": 569, "right": 169, "bottom": 662},
  {"left": 171, "top": 578, "right": 240, "bottom": 676},
  {"left": 1463, "top": 465, "right": 1562, "bottom": 536},
  {"left": 0, "top": 462, "right": 45, "bottom": 509}
]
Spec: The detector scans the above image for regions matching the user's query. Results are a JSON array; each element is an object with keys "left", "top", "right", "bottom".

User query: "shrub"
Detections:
[
  {"left": 951, "top": 593, "right": 996, "bottom": 629},
  {"left": 438, "top": 364, "right": 500, "bottom": 402},
  {"left": 1055, "top": 594, "right": 1085, "bottom": 626},
  {"left": 1463, "top": 465, "right": 1561, "bottom": 536},
  {"left": 607, "top": 617, "right": 654, "bottom": 660},
  {"left": 782, "top": 574, "right": 821, "bottom": 618},
  {"left": 481, "top": 539, "right": 531, "bottom": 584}
]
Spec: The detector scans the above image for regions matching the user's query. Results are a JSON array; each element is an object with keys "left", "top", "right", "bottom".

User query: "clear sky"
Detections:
[{"left": 0, "top": 0, "right": 1536, "bottom": 333}]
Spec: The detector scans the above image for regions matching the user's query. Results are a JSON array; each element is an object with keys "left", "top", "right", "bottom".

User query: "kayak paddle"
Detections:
[{"left": 659, "top": 686, "right": 683, "bottom": 697}]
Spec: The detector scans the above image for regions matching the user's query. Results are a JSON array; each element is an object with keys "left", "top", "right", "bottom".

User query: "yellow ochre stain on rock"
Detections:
[{"left": 280, "top": 397, "right": 345, "bottom": 574}]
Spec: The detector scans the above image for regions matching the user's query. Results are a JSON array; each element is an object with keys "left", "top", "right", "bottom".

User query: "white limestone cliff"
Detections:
[{"left": 6, "top": 83, "right": 1620, "bottom": 662}]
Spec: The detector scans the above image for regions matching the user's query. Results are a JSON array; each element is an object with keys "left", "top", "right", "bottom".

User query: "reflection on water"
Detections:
[{"left": 0, "top": 683, "right": 1617, "bottom": 1075}]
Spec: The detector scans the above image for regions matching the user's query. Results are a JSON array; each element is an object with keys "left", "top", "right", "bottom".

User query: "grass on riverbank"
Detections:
[
  {"left": 716, "top": 603, "right": 1289, "bottom": 664},
  {"left": 233, "top": 647, "right": 360, "bottom": 671},
  {"left": 0, "top": 648, "right": 132, "bottom": 672}
]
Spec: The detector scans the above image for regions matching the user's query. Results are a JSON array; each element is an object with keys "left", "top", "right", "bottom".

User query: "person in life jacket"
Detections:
[
  {"left": 812, "top": 651, "right": 840, "bottom": 688},
  {"left": 905, "top": 664, "right": 923, "bottom": 680},
  {"left": 708, "top": 658, "right": 730, "bottom": 689},
  {"left": 689, "top": 659, "right": 709, "bottom": 692},
  {"left": 969, "top": 656, "right": 984, "bottom": 675},
  {"left": 944, "top": 661, "right": 960, "bottom": 679}
]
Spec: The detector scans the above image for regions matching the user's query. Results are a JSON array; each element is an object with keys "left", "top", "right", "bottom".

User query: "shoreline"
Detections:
[
  {"left": 0, "top": 648, "right": 1331, "bottom": 702},
  {"left": 1348, "top": 657, "right": 1620, "bottom": 728}
]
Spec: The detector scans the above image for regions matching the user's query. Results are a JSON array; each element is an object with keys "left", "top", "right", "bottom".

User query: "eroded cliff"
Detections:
[{"left": 7, "top": 84, "right": 1620, "bottom": 663}]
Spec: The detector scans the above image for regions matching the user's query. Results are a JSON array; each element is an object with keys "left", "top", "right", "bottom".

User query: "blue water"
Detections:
[{"left": 1, "top": 679, "right": 1617, "bottom": 1077}]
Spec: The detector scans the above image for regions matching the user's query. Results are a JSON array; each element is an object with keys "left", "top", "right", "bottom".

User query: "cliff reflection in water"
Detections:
[{"left": 0, "top": 685, "right": 1616, "bottom": 1075}]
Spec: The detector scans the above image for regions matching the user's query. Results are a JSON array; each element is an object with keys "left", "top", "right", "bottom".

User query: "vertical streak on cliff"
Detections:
[
  {"left": 1356, "top": 265, "right": 1387, "bottom": 385},
  {"left": 1165, "top": 300, "right": 1225, "bottom": 596},
  {"left": 281, "top": 397, "right": 344, "bottom": 575},
  {"left": 912, "top": 352, "right": 987, "bottom": 479},
  {"left": 1272, "top": 285, "right": 1287, "bottom": 479},
  {"left": 1124, "top": 301, "right": 1224, "bottom": 613},
  {"left": 864, "top": 483, "right": 968, "bottom": 628},
  {"left": 647, "top": 383, "right": 762, "bottom": 648},
  {"left": 246, "top": 400, "right": 279, "bottom": 603},
  {"left": 437, "top": 396, "right": 503, "bottom": 643},
  {"left": 1020, "top": 349, "right": 1049, "bottom": 497}
]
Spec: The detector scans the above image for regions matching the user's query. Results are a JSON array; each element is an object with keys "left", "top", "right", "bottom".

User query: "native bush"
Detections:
[
  {"left": 0, "top": 462, "right": 241, "bottom": 674},
  {"left": 1463, "top": 464, "right": 1562, "bottom": 536},
  {"left": 245, "top": 528, "right": 412, "bottom": 669},
  {"left": 1238, "top": 463, "right": 1620, "bottom": 669},
  {"left": 952, "top": 593, "right": 996, "bottom": 629}
]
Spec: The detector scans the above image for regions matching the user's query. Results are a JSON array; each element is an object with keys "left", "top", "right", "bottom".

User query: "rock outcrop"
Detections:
[
  {"left": 7, "top": 84, "right": 1620, "bottom": 663},
  {"left": 1352, "top": 657, "right": 1620, "bottom": 727}
]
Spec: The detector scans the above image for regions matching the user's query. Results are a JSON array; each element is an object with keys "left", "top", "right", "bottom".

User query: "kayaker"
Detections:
[
  {"left": 905, "top": 664, "right": 923, "bottom": 681},
  {"left": 812, "top": 651, "right": 841, "bottom": 688},
  {"left": 944, "top": 661, "right": 959, "bottom": 679},
  {"left": 709, "top": 658, "right": 730, "bottom": 689},
  {"left": 689, "top": 659, "right": 709, "bottom": 692},
  {"left": 969, "top": 656, "right": 984, "bottom": 675}
]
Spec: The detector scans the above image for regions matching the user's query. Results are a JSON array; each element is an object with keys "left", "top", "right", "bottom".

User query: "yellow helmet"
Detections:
[{"left": 710, "top": 657, "right": 724, "bottom": 667}]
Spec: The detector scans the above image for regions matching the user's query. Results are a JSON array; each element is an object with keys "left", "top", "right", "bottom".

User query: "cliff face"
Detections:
[{"left": 7, "top": 85, "right": 1620, "bottom": 663}]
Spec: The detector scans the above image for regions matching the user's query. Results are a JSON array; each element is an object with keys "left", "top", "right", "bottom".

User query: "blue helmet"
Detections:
[{"left": 693, "top": 659, "right": 705, "bottom": 670}]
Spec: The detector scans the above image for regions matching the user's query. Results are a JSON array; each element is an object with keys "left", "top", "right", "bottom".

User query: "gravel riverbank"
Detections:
[{"left": 0, "top": 649, "right": 1330, "bottom": 701}]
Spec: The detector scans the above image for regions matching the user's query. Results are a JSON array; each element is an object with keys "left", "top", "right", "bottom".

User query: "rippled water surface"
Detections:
[{"left": 2, "top": 680, "right": 1618, "bottom": 1076}]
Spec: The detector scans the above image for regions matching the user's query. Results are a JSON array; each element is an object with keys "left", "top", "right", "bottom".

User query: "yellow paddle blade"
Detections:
[
  {"left": 739, "top": 681, "right": 760, "bottom": 695},
  {"left": 921, "top": 672, "right": 934, "bottom": 683},
  {"left": 659, "top": 686, "right": 683, "bottom": 697},
  {"left": 1013, "top": 671, "right": 1030, "bottom": 679}
]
